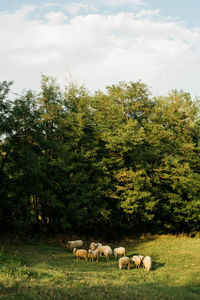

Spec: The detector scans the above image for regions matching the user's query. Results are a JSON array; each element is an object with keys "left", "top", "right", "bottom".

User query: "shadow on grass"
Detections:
[
  {"left": 1, "top": 281, "right": 200, "bottom": 300},
  {"left": 151, "top": 261, "right": 165, "bottom": 271}
]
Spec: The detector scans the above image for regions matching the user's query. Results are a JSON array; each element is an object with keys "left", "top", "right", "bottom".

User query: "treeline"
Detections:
[{"left": 1, "top": 76, "right": 200, "bottom": 237}]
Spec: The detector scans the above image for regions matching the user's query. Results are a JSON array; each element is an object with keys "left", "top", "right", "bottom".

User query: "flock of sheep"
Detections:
[{"left": 66, "top": 240, "right": 152, "bottom": 271}]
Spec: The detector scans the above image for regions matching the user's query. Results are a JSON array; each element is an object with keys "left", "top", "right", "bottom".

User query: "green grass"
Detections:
[{"left": 0, "top": 235, "right": 200, "bottom": 299}]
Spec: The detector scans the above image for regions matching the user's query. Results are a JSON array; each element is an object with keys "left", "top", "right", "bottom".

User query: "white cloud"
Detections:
[
  {"left": 135, "top": 9, "right": 160, "bottom": 18},
  {"left": 92, "top": 0, "right": 146, "bottom": 7},
  {"left": 43, "top": 0, "right": 146, "bottom": 17},
  {"left": 65, "top": 3, "right": 91, "bottom": 15},
  {"left": 14, "top": 4, "right": 38, "bottom": 17},
  {"left": 44, "top": 11, "right": 68, "bottom": 24},
  {"left": 44, "top": 2, "right": 98, "bottom": 16},
  {"left": 1, "top": 5, "right": 200, "bottom": 97},
  {"left": 44, "top": 2, "right": 59, "bottom": 8}
]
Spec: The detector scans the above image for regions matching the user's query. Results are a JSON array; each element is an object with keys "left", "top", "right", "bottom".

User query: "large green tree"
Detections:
[{"left": 1, "top": 77, "right": 200, "bottom": 236}]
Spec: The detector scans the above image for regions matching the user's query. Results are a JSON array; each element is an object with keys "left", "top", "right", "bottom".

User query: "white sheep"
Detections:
[
  {"left": 96, "top": 245, "right": 112, "bottom": 258},
  {"left": 118, "top": 256, "right": 130, "bottom": 270},
  {"left": 113, "top": 247, "right": 125, "bottom": 259},
  {"left": 67, "top": 240, "right": 83, "bottom": 251},
  {"left": 96, "top": 245, "right": 106, "bottom": 256},
  {"left": 132, "top": 255, "right": 142, "bottom": 268},
  {"left": 90, "top": 242, "right": 96, "bottom": 251},
  {"left": 143, "top": 256, "right": 152, "bottom": 271},
  {"left": 88, "top": 249, "right": 99, "bottom": 262},
  {"left": 73, "top": 248, "right": 88, "bottom": 261},
  {"left": 139, "top": 255, "right": 144, "bottom": 261},
  {"left": 102, "top": 246, "right": 112, "bottom": 259},
  {"left": 90, "top": 242, "right": 102, "bottom": 251}
]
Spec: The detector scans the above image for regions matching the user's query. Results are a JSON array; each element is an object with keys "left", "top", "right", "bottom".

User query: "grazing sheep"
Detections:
[
  {"left": 67, "top": 240, "right": 83, "bottom": 250},
  {"left": 102, "top": 246, "right": 112, "bottom": 259},
  {"left": 90, "top": 242, "right": 96, "bottom": 251},
  {"left": 73, "top": 248, "right": 88, "bottom": 261},
  {"left": 113, "top": 247, "right": 125, "bottom": 259},
  {"left": 132, "top": 255, "right": 142, "bottom": 268},
  {"left": 96, "top": 245, "right": 112, "bottom": 258},
  {"left": 90, "top": 242, "right": 102, "bottom": 251},
  {"left": 139, "top": 255, "right": 144, "bottom": 261},
  {"left": 88, "top": 249, "right": 99, "bottom": 262},
  {"left": 96, "top": 245, "right": 106, "bottom": 256},
  {"left": 143, "top": 256, "right": 152, "bottom": 271},
  {"left": 118, "top": 257, "right": 131, "bottom": 270}
]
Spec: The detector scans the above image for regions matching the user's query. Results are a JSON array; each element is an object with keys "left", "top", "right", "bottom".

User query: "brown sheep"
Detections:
[
  {"left": 88, "top": 249, "right": 99, "bottom": 262},
  {"left": 73, "top": 248, "right": 88, "bottom": 261}
]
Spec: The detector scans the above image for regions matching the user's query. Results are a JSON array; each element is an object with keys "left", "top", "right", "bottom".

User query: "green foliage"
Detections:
[{"left": 1, "top": 77, "right": 200, "bottom": 234}]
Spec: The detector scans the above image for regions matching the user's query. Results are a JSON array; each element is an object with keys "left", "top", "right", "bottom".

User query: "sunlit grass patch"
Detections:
[{"left": 0, "top": 236, "right": 200, "bottom": 299}]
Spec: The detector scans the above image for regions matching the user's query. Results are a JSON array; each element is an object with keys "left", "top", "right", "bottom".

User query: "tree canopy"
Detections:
[{"left": 1, "top": 77, "right": 200, "bottom": 236}]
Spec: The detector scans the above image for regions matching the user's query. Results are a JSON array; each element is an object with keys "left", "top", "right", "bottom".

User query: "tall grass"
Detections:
[{"left": 0, "top": 235, "right": 200, "bottom": 299}]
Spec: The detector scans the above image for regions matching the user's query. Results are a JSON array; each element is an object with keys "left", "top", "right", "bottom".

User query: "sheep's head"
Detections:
[
  {"left": 88, "top": 249, "right": 92, "bottom": 254},
  {"left": 73, "top": 248, "right": 77, "bottom": 253},
  {"left": 132, "top": 256, "right": 137, "bottom": 262}
]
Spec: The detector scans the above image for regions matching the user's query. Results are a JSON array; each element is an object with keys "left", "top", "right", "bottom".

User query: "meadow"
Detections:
[{"left": 0, "top": 235, "right": 200, "bottom": 300}]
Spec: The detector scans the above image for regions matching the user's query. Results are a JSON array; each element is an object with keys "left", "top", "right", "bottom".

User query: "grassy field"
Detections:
[{"left": 0, "top": 235, "right": 200, "bottom": 300}]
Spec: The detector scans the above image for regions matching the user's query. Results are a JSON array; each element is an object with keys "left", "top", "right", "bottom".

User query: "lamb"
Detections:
[
  {"left": 113, "top": 247, "right": 125, "bottom": 259},
  {"left": 73, "top": 248, "right": 88, "bottom": 261},
  {"left": 132, "top": 255, "right": 142, "bottom": 268},
  {"left": 67, "top": 240, "right": 83, "bottom": 251},
  {"left": 118, "top": 256, "right": 131, "bottom": 270},
  {"left": 142, "top": 256, "right": 152, "bottom": 271},
  {"left": 88, "top": 249, "right": 99, "bottom": 262}
]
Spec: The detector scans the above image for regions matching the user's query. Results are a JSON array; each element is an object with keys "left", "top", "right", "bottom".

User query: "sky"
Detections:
[{"left": 1, "top": 0, "right": 200, "bottom": 97}]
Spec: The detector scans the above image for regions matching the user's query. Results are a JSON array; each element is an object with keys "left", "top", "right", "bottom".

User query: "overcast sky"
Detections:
[{"left": 1, "top": 0, "right": 200, "bottom": 97}]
